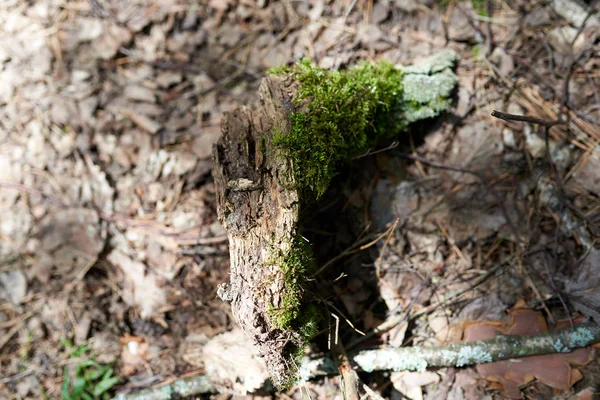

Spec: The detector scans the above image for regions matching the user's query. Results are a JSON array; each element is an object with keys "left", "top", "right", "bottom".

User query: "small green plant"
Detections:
[
  {"left": 471, "top": 0, "right": 488, "bottom": 16},
  {"left": 439, "top": 0, "right": 488, "bottom": 17},
  {"left": 61, "top": 339, "right": 120, "bottom": 400}
]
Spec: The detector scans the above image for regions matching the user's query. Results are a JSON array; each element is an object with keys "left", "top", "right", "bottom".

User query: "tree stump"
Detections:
[
  {"left": 212, "top": 74, "right": 304, "bottom": 388},
  {"left": 212, "top": 51, "right": 458, "bottom": 388}
]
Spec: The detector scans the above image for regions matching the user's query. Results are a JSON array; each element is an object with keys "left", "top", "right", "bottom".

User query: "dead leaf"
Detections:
[
  {"left": 463, "top": 306, "right": 593, "bottom": 399},
  {"left": 123, "top": 109, "right": 161, "bottom": 134},
  {"left": 209, "top": 0, "right": 232, "bottom": 11},
  {"left": 107, "top": 250, "right": 166, "bottom": 318},
  {"left": 201, "top": 329, "right": 270, "bottom": 394},
  {"left": 392, "top": 371, "right": 440, "bottom": 400},
  {"left": 574, "top": 152, "right": 600, "bottom": 197},
  {"left": 119, "top": 334, "right": 149, "bottom": 376},
  {"left": 565, "top": 248, "right": 600, "bottom": 322},
  {"left": 34, "top": 208, "right": 105, "bottom": 279},
  {"left": 0, "top": 270, "right": 27, "bottom": 305},
  {"left": 94, "top": 24, "right": 132, "bottom": 60},
  {"left": 124, "top": 85, "right": 156, "bottom": 103}
]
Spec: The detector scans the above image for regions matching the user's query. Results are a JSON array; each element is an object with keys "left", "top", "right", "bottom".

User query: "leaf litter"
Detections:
[{"left": 0, "top": 0, "right": 599, "bottom": 399}]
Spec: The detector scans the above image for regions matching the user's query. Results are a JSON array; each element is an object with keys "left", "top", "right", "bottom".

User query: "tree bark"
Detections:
[{"left": 212, "top": 74, "right": 301, "bottom": 388}]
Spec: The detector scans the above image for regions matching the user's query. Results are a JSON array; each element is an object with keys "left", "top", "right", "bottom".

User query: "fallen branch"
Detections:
[
  {"left": 348, "top": 323, "right": 599, "bottom": 374},
  {"left": 113, "top": 323, "right": 600, "bottom": 399}
]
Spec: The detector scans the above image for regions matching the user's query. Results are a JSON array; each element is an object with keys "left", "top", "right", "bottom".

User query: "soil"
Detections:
[{"left": 0, "top": 0, "right": 599, "bottom": 399}]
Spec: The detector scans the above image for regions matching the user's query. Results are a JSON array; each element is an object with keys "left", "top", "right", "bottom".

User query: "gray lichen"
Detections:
[
  {"left": 401, "top": 48, "right": 459, "bottom": 75},
  {"left": 354, "top": 349, "right": 428, "bottom": 373},
  {"left": 455, "top": 345, "right": 493, "bottom": 367},
  {"left": 112, "top": 376, "right": 214, "bottom": 400},
  {"left": 400, "top": 49, "right": 458, "bottom": 123},
  {"left": 173, "top": 376, "right": 215, "bottom": 397},
  {"left": 298, "top": 356, "right": 338, "bottom": 382},
  {"left": 553, "top": 338, "right": 566, "bottom": 353},
  {"left": 567, "top": 326, "right": 595, "bottom": 347}
]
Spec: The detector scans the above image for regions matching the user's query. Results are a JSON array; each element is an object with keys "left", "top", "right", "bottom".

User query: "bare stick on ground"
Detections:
[{"left": 331, "top": 340, "right": 361, "bottom": 400}]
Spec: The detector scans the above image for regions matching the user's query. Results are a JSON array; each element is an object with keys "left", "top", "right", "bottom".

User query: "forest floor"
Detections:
[{"left": 0, "top": 0, "right": 599, "bottom": 399}]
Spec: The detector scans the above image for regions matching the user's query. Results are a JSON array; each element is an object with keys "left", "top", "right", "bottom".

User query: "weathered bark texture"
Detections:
[{"left": 212, "top": 75, "right": 301, "bottom": 387}]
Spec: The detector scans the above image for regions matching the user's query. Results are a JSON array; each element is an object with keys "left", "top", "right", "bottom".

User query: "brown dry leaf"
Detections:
[
  {"left": 0, "top": 269, "right": 27, "bottom": 305},
  {"left": 107, "top": 250, "right": 166, "bottom": 318},
  {"left": 209, "top": 0, "right": 233, "bottom": 11},
  {"left": 119, "top": 334, "right": 149, "bottom": 376},
  {"left": 464, "top": 304, "right": 593, "bottom": 399},
  {"left": 573, "top": 387, "right": 596, "bottom": 400},
  {"left": 94, "top": 24, "right": 133, "bottom": 60},
  {"left": 392, "top": 371, "right": 440, "bottom": 400},
  {"left": 32, "top": 208, "right": 106, "bottom": 282},
  {"left": 565, "top": 248, "right": 600, "bottom": 322},
  {"left": 574, "top": 152, "right": 600, "bottom": 197}
]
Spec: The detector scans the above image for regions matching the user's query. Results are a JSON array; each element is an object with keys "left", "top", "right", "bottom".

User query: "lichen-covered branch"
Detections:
[
  {"left": 113, "top": 323, "right": 599, "bottom": 399},
  {"left": 308, "top": 323, "right": 600, "bottom": 376}
]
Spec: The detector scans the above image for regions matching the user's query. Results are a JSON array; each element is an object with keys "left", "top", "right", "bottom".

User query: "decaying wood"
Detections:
[
  {"left": 212, "top": 50, "right": 460, "bottom": 388},
  {"left": 212, "top": 74, "right": 301, "bottom": 387}
]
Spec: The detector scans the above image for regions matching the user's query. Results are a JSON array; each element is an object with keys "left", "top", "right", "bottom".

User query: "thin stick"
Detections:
[
  {"left": 331, "top": 340, "right": 361, "bottom": 400},
  {"left": 311, "top": 223, "right": 397, "bottom": 278},
  {"left": 351, "top": 323, "right": 600, "bottom": 373},
  {"left": 490, "top": 110, "right": 565, "bottom": 128}
]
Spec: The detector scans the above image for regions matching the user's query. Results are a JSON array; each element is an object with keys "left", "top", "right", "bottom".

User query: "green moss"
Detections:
[
  {"left": 277, "top": 305, "right": 321, "bottom": 389},
  {"left": 259, "top": 135, "right": 267, "bottom": 158},
  {"left": 471, "top": 0, "right": 488, "bottom": 16},
  {"left": 270, "top": 59, "right": 406, "bottom": 198},
  {"left": 269, "top": 235, "right": 314, "bottom": 330},
  {"left": 266, "top": 235, "right": 321, "bottom": 389},
  {"left": 267, "top": 64, "right": 290, "bottom": 75}
]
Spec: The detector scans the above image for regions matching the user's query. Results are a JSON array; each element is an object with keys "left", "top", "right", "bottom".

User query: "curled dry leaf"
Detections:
[
  {"left": 119, "top": 334, "right": 149, "bottom": 377},
  {"left": 463, "top": 302, "right": 594, "bottom": 399},
  {"left": 200, "top": 329, "right": 270, "bottom": 394}
]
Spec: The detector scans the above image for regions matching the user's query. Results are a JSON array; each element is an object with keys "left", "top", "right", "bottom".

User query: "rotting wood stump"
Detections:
[
  {"left": 212, "top": 51, "right": 458, "bottom": 388},
  {"left": 213, "top": 74, "right": 304, "bottom": 387}
]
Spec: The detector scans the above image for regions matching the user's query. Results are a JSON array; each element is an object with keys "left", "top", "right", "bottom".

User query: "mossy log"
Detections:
[{"left": 212, "top": 51, "right": 458, "bottom": 388}]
